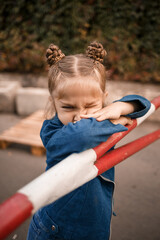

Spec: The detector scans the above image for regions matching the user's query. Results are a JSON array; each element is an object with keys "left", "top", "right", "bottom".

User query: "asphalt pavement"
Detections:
[{"left": 0, "top": 113, "right": 159, "bottom": 240}]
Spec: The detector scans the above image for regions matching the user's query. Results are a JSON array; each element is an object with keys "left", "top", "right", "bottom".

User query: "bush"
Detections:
[{"left": 0, "top": 0, "right": 160, "bottom": 83}]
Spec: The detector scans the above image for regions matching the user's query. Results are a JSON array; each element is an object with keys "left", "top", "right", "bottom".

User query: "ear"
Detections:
[
  {"left": 49, "top": 95, "right": 56, "bottom": 112},
  {"left": 103, "top": 91, "right": 108, "bottom": 100},
  {"left": 104, "top": 91, "right": 108, "bottom": 98},
  {"left": 49, "top": 96, "right": 52, "bottom": 101},
  {"left": 103, "top": 91, "right": 108, "bottom": 106}
]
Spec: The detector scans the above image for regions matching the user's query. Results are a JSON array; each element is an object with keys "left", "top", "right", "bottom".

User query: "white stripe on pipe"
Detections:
[
  {"left": 18, "top": 149, "right": 98, "bottom": 213},
  {"left": 137, "top": 103, "right": 155, "bottom": 126}
]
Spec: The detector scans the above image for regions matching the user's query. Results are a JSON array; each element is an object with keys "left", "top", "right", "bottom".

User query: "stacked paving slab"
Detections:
[{"left": 0, "top": 80, "right": 49, "bottom": 115}]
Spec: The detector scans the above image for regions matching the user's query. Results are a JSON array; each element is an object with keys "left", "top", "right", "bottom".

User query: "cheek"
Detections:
[{"left": 58, "top": 111, "right": 75, "bottom": 125}]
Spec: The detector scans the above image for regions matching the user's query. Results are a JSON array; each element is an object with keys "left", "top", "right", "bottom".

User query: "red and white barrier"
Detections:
[
  {"left": 95, "top": 129, "right": 160, "bottom": 175},
  {"left": 0, "top": 96, "right": 160, "bottom": 240},
  {"left": 94, "top": 98, "right": 159, "bottom": 159}
]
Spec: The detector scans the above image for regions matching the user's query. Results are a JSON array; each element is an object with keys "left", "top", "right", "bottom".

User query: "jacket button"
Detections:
[{"left": 51, "top": 225, "right": 56, "bottom": 231}]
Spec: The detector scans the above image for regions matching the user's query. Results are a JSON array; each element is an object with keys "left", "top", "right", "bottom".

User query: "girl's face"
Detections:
[{"left": 53, "top": 77, "right": 107, "bottom": 125}]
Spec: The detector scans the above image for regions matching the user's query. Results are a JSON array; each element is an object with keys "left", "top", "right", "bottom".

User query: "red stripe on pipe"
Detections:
[
  {"left": 151, "top": 95, "right": 160, "bottom": 109},
  {"left": 94, "top": 96, "right": 160, "bottom": 159},
  {"left": 95, "top": 129, "right": 160, "bottom": 175},
  {"left": 0, "top": 193, "right": 33, "bottom": 240},
  {"left": 94, "top": 119, "right": 137, "bottom": 159},
  {"left": 0, "top": 96, "right": 159, "bottom": 239}
]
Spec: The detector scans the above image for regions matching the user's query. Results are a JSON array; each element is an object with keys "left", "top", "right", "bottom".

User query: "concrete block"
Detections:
[
  {"left": 0, "top": 81, "right": 21, "bottom": 113},
  {"left": 16, "top": 87, "right": 49, "bottom": 115},
  {"left": 0, "top": 73, "right": 48, "bottom": 88}
]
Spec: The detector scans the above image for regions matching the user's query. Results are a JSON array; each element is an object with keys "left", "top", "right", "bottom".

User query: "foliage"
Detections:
[{"left": 0, "top": 0, "right": 160, "bottom": 82}]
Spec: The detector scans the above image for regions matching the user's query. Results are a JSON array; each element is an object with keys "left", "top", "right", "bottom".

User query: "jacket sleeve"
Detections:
[
  {"left": 44, "top": 119, "right": 127, "bottom": 168},
  {"left": 115, "top": 94, "right": 151, "bottom": 119},
  {"left": 43, "top": 95, "right": 151, "bottom": 168}
]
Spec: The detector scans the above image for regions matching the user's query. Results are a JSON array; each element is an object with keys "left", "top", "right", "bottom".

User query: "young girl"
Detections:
[{"left": 27, "top": 42, "right": 151, "bottom": 240}]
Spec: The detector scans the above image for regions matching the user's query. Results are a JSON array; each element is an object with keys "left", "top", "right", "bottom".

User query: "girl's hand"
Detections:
[
  {"left": 81, "top": 102, "right": 135, "bottom": 121},
  {"left": 110, "top": 116, "right": 133, "bottom": 126}
]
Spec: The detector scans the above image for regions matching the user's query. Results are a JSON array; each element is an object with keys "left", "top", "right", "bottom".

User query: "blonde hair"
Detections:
[{"left": 45, "top": 42, "right": 107, "bottom": 118}]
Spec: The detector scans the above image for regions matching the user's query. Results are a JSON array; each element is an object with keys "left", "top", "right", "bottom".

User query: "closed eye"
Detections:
[{"left": 62, "top": 106, "right": 75, "bottom": 109}]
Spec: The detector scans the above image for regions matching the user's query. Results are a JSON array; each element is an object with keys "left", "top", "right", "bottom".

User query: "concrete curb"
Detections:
[
  {"left": 16, "top": 87, "right": 49, "bottom": 115},
  {"left": 0, "top": 81, "right": 21, "bottom": 113}
]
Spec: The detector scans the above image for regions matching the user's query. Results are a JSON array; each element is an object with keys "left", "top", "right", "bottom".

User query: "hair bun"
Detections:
[
  {"left": 46, "top": 44, "right": 65, "bottom": 66},
  {"left": 86, "top": 42, "right": 107, "bottom": 63}
]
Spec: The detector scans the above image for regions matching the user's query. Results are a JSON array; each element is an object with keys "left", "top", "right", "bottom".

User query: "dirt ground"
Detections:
[{"left": 0, "top": 113, "right": 159, "bottom": 240}]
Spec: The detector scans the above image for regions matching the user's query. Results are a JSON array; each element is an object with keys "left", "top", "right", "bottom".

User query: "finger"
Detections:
[
  {"left": 96, "top": 116, "right": 107, "bottom": 121},
  {"left": 123, "top": 118, "right": 133, "bottom": 126},
  {"left": 126, "top": 118, "right": 133, "bottom": 125},
  {"left": 80, "top": 115, "right": 90, "bottom": 119},
  {"left": 96, "top": 112, "right": 120, "bottom": 121},
  {"left": 80, "top": 113, "right": 101, "bottom": 119},
  {"left": 110, "top": 120, "right": 117, "bottom": 125},
  {"left": 110, "top": 117, "right": 132, "bottom": 126},
  {"left": 80, "top": 108, "right": 108, "bottom": 118}
]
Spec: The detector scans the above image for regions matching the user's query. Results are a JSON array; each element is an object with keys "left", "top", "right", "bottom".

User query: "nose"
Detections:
[
  {"left": 73, "top": 113, "right": 81, "bottom": 123},
  {"left": 73, "top": 108, "right": 87, "bottom": 123}
]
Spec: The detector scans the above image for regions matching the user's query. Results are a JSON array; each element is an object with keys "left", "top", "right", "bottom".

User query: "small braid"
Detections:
[
  {"left": 86, "top": 42, "right": 107, "bottom": 63},
  {"left": 46, "top": 44, "right": 65, "bottom": 66}
]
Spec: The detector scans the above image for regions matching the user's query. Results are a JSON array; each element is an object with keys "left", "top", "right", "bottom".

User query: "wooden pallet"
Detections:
[{"left": 0, "top": 110, "right": 46, "bottom": 156}]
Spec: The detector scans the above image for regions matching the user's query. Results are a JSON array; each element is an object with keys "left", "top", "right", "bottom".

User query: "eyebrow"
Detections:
[{"left": 60, "top": 101, "right": 97, "bottom": 106}]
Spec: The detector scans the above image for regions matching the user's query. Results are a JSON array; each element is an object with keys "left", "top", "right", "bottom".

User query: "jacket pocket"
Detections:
[
  {"left": 29, "top": 209, "right": 59, "bottom": 239},
  {"left": 38, "top": 208, "right": 59, "bottom": 234}
]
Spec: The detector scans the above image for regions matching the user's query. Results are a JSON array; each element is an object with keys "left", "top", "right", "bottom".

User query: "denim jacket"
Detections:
[{"left": 27, "top": 95, "right": 151, "bottom": 240}]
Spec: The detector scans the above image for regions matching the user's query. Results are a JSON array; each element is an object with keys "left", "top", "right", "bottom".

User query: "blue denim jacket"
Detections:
[{"left": 27, "top": 95, "right": 151, "bottom": 240}]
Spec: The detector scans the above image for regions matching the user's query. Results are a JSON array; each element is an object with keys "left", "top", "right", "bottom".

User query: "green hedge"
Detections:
[{"left": 1, "top": 0, "right": 160, "bottom": 82}]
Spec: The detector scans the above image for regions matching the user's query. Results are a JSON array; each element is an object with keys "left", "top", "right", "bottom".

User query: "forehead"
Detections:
[{"left": 55, "top": 76, "right": 103, "bottom": 99}]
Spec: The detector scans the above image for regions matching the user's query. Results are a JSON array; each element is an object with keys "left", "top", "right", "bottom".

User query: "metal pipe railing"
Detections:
[{"left": 0, "top": 96, "right": 159, "bottom": 240}]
